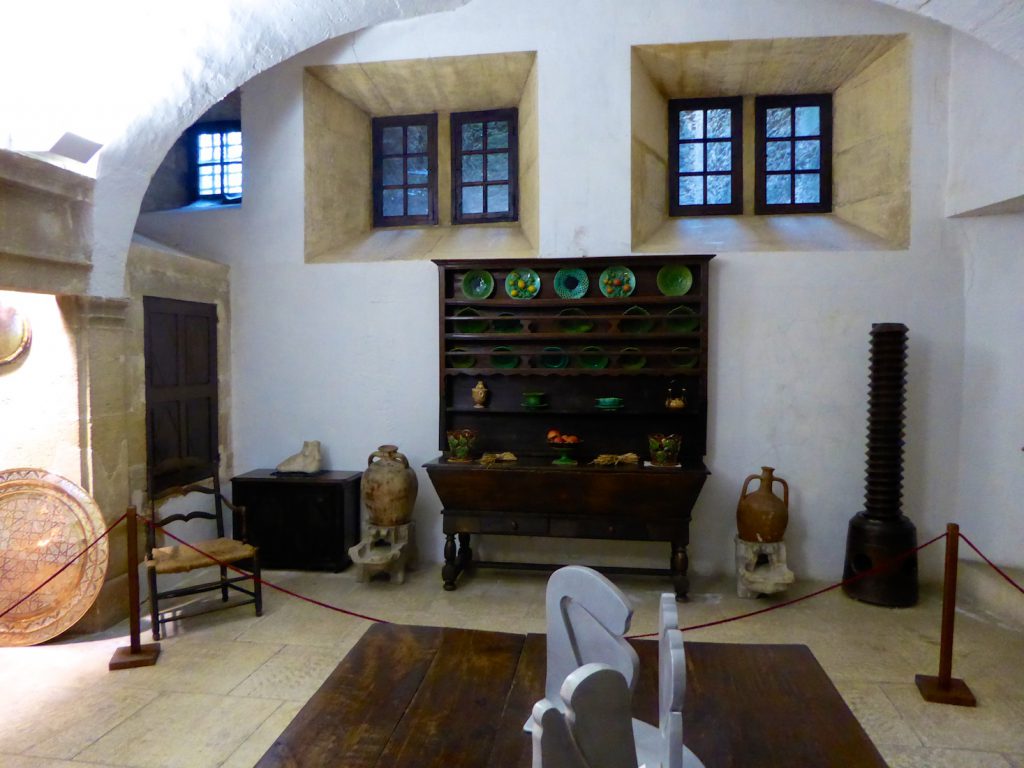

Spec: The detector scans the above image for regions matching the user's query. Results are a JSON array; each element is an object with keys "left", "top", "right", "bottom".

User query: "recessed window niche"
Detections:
[
  {"left": 631, "top": 35, "right": 910, "bottom": 252},
  {"left": 304, "top": 52, "right": 538, "bottom": 263}
]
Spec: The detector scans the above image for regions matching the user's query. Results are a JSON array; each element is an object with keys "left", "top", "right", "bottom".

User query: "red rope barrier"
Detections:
[
  {"left": 628, "top": 531, "right": 949, "bottom": 639},
  {"left": 144, "top": 519, "right": 388, "bottom": 624},
  {"left": 958, "top": 532, "right": 1024, "bottom": 596},
  {"left": 0, "top": 510, "right": 129, "bottom": 620}
]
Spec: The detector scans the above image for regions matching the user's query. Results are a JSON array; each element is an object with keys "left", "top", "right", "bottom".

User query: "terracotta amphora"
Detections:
[
  {"left": 362, "top": 445, "right": 419, "bottom": 527},
  {"left": 736, "top": 466, "right": 789, "bottom": 543}
]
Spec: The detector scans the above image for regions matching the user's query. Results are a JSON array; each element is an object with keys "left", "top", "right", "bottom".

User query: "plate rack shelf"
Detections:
[{"left": 435, "top": 254, "right": 713, "bottom": 461}]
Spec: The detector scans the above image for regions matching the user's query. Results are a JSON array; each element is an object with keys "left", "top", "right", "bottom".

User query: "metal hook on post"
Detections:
[
  {"left": 914, "top": 523, "right": 976, "bottom": 706},
  {"left": 109, "top": 505, "right": 161, "bottom": 670}
]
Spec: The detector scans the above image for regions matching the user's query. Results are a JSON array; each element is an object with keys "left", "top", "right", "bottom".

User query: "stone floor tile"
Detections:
[
  {"left": 879, "top": 745, "right": 1016, "bottom": 768},
  {"left": 833, "top": 681, "right": 923, "bottom": 748},
  {"left": 1, "top": 685, "right": 157, "bottom": 760},
  {"left": 229, "top": 644, "right": 344, "bottom": 702},
  {"left": 74, "top": 692, "right": 281, "bottom": 768},
  {"left": 218, "top": 701, "right": 303, "bottom": 768},
  {"left": 0, "top": 756, "right": 119, "bottom": 768},
  {"left": 232, "top": 598, "right": 368, "bottom": 650}
]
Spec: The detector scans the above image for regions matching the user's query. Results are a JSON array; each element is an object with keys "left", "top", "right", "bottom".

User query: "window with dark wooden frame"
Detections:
[
  {"left": 190, "top": 121, "right": 242, "bottom": 203},
  {"left": 668, "top": 97, "right": 743, "bottom": 216},
  {"left": 755, "top": 94, "right": 832, "bottom": 214},
  {"left": 372, "top": 113, "right": 439, "bottom": 227},
  {"left": 144, "top": 296, "right": 219, "bottom": 493},
  {"left": 451, "top": 108, "right": 518, "bottom": 224}
]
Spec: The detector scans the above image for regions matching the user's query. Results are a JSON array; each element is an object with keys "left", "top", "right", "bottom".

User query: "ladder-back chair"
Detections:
[{"left": 145, "top": 459, "right": 262, "bottom": 639}]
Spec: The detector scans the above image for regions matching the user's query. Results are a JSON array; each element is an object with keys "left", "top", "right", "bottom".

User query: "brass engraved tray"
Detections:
[{"left": 0, "top": 468, "right": 109, "bottom": 646}]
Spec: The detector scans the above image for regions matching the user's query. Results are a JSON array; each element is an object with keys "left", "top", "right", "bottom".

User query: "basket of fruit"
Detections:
[{"left": 546, "top": 429, "right": 582, "bottom": 466}]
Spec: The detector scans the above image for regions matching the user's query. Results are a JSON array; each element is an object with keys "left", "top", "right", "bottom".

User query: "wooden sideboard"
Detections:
[{"left": 426, "top": 255, "right": 713, "bottom": 599}]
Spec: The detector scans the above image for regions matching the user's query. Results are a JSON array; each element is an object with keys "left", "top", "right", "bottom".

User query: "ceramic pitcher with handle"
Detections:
[{"left": 362, "top": 444, "right": 418, "bottom": 527}]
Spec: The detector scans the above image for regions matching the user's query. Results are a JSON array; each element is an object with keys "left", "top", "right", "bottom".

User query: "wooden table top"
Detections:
[{"left": 256, "top": 623, "right": 887, "bottom": 768}]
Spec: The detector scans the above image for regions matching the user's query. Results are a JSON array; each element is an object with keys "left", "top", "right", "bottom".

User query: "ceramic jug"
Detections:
[
  {"left": 362, "top": 444, "right": 418, "bottom": 527},
  {"left": 736, "top": 466, "right": 789, "bottom": 543}
]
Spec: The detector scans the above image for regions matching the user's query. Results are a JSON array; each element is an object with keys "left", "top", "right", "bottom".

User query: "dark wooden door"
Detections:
[{"left": 143, "top": 296, "right": 218, "bottom": 492}]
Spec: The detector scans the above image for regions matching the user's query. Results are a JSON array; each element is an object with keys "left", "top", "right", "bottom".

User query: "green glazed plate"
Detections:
[
  {"left": 539, "top": 346, "right": 569, "bottom": 369},
  {"left": 461, "top": 269, "right": 495, "bottom": 299},
  {"left": 577, "top": 346, "right": 609, "bottom": 369},
  {"left": 490, "top": 346, "right": 519, "bottom": 368},
  {"left": 505, "top": 267, "right": 541, "bottom": 299},
  {"left": 666, "top": 305, "right": 699, "bottom": 333},
  {"left": 554, "top": 268, "right": 589, "bottom": 299},
  {"left": 656, "top": 265, "right": 693, "bottom": 296},
  {"left": 620, "top": 306, "right": 654, "bottom": 333},
  {"left": 671, "top": 347, "right": 699, "bottom": 369},
  {"left": 454, "top": 307, "right": 488, "bottom": 333},
  {"left": 558, "top": 308, "right": 594, "bottom": 333},
  {"left": 450, "top": 348, "right": 476, "bottom": 368},
  {"left": 599, "top": 266, "right": 636, "bottom": 298},
  {"left": 619, "top": 347, "right": 647, "bottom": 370},
  {"left": 493, "top": 312, "right": 523, "bottom": 333}
]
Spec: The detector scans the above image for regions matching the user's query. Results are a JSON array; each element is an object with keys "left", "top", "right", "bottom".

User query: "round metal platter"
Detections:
[{"left": 0, "top": 468, "right": 109, "bottom": 647}]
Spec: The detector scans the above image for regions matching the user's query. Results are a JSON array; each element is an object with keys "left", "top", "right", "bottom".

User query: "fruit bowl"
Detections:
[{"left": 547, "top": 440, "right": 583, "bottom": 466}]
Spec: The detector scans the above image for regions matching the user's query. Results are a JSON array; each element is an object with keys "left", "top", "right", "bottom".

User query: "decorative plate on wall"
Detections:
[
  {"left": 0, "top": 304, "right": 31, "bottom": 367},
  {"left": 461, "top": 270, "right": 495, "bottom": 300},
  {"left": 599, "top": 266, "right": 636, "bottom": 298},
  {"left": 656, "top": 265, "right": 693, "bottom": 296},
  {"left": 505, "top": 268, "right": 541, "bottom": 299},
  {"left": 0, "top": 468, "right": 109, "bottom": 647},
  {"left": 553, "top": 268, "right": 589, "bottom": 299}
]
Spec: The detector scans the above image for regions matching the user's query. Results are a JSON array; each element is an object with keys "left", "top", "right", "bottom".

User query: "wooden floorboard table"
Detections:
[{"left": 256, "top": 623, "right": 887, "bottom": 768}]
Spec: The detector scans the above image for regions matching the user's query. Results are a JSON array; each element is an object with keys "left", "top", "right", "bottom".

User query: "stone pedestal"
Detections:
[
  {"left": 735, "top": 537, "right": 794, "bottom": 598},
  {"left": 349, "top": 522, "right": 416, "bottom": 584}
]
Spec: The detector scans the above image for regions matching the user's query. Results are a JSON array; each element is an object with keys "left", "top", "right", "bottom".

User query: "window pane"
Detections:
[
  {"left": 407, "top": 187, "right": 428, "bottom": 216},
  {"left": 487, "top": 184, "right": 509, "bottom": 213},
  {"left": 766, "top": 174, "right": 792, "bottom": 204},
  {"left": 795, "top": 140, "right": 820, "bottom": 170},
  {"left": 198, "top": 165, "right": 215, "bottom": 195},
  {"left": 679, "top": 176, "right": 703, "bottom": 206},
  {"left": 679, "top": 143, "right": 703, "bottom": 173},
  {"left": 462, "top": 186, "right": 483, "bottom": 214},
  {"left": 224, "top": 163, "right": 242, "bottom": 195},
  {"left": 383, "top": 188, "right": 404, "bottom": 216},
  {"left": 407, "top": 125, "right": 428, "bottom": 153},
  {"left": 706, "top": 141, "right": 731, "bottom": 172},
  {"left": 795, "top": 173, "right": 821, "bottom": 203},
  {"left": 382, "top": 126, "right": 403, "bottom": 155},
  {"left": 225, "top": 135, "right": 242, "bottom": 161},
  {"left": 407, "top": 155, "right": 428, "bottom": 182},
  {"left": 766, "top": 141, "right": 792, "bottom": 171},
  {"left": 487, "top": 121, "right": 509, "bottom": 149},
  {"left": 383, "top": 157, "right": 404, "bottom": 186},
  {"left": 487, "top": 152, "right": 509, "bottom": 181},
  {"left": 795, "top": 106, "right": 820, "bottom": 137},
  {"left": 679, "top": 110, "right": 703, "bottom": 140},
  {"left": 766, "top": 108, "right": 791, "bottom": 138},
  {"left": 462, "top": 122, "right": 483, "bottom": 151},
  {"left": 707, "top": 175, "right": 731, "bottom": 205},
  {"left": 706, "top": 109, "right": 731, "bottom": 139},
  {"left": 462, "top": 154, "right": 484, "bottom": 182}
]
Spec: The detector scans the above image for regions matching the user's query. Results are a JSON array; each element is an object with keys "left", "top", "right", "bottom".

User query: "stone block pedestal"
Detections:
[
  {"left": 349, "top": 522, "right": 416, "bottom": 584},
  {"left": 735, "top": 536, "right": 795, "bottom": 598}
]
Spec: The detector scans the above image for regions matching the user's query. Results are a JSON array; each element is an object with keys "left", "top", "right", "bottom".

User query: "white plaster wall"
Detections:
[
  {"left": 133, "top": 0, "right": 1024, "bottom": 584},
  {"left": 946, "top": 31, "right": 1024, "bottom": 215},
  {"left": 0, "top": 292, "right": 81, "bottom": 482},
  {"left": 952, "top": 214, "right": 1024, "bottom": 567}
]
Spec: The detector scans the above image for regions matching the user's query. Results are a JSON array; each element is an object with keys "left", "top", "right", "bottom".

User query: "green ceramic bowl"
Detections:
[
  {"left": 666, "top": 305, "right": 699, "bottom": 333},
  {"left": 454, "top": 307, "right": 488, "bottom": 333},
  {"left": 620, "top": 306, "right": 654, "bottom": 333},
  {"left": 619, "top": 347, "right": 647, "bottom": 370},
  {"left": 656, "top": 265, "right": 694, "bottom": 296},
  {"left": 449, "top": 348, "right": 476, "bottom": 368},
  {"left": 553, "top": 268, "right": 589, "bottom": 299},
  {"left": 493, "top": 312, "right": 523, "bottom": 333},
  {"left": 461, "top": 269, "right": 495, "bottom": 299},
  {"left": 539, "top": 346, "right": 569, "bottom": 369},
  {"left": 670, "top": 347, "right": 699, "bottom": 369},
  {"left": 490, "top": 346, "right": 519, "bottom": 368},
  {"left": 558, "top": 308, "right": 594, "bottom": 333},
  {"left": 577, "top": 346, "right": 609, "bottom": 369}
]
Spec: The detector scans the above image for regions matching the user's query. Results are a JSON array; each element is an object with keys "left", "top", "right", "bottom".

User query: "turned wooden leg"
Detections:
[
  {"left": 442, "top": 533, "right": 459, "bottom": 591},
  {"left": 671, "top": 541, "right": 690, "bottom": 602}
]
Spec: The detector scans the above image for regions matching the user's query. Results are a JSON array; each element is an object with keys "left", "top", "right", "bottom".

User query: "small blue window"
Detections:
[{"left": 191, "top": 122, "right": 242, "bottom": 203}]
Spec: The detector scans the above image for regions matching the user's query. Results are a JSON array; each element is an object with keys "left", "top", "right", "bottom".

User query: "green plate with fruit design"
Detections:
[
  {"left": 505, "top": 268, "right": 541, "bottom": 300},
  {"left": 599, "top": 266, "right": 636, "bottom": 298}
]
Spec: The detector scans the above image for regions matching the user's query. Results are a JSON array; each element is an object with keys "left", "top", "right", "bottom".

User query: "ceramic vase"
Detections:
[
  {"left": 472, "top": 380, "right": 489, "bottom": 409},
  {"left": 362, "top": 444, "right": 418, "bottom": 527},
  {"left": 446, "top": 428, "right": 478, "bottom": 462},
  {"left": 736, "top": 466, "right": 789, "bottom": 543}
]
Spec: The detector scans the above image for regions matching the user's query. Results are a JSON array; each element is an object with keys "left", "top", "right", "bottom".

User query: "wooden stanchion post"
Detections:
[
  {"left": 914, "top": 523, "right": 976, "bottom": 706},
  {"left": 109, "top": 505, "right": 161, "bottom": 670}
]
